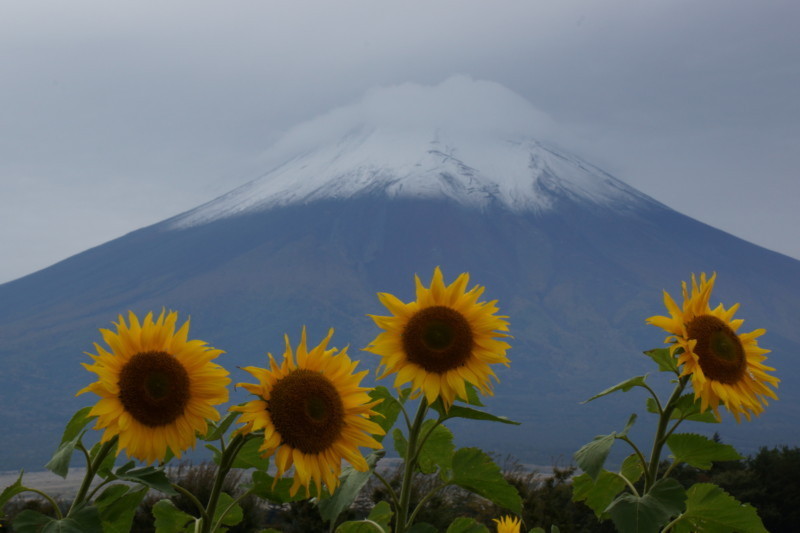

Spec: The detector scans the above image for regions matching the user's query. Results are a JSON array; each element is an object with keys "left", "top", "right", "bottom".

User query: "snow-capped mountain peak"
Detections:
[{"left": 171, "top": 76, "right": 655, "bottom": 228}]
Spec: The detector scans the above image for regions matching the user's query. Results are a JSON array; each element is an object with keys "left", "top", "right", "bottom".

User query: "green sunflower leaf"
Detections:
[
  {"left": 14, "top": 505, "right": 103, "bottom": 533},
  {"left": 582, "top": 375, "right": 649, "bottom": 404},
  {"left": 620, "top": 454, "right": 645, "bottom": 485},
  {"left": 574, "top": 434, "right": 616, "bottom": 479},
  {"left": 0, "top": 471, "right": 27, "bottom": 515},
  {"left": 393, "top": 428, "right": 409, "bottom": 460},
  {"left": 95, "top": 485, "right": 147, "bottom": 533},
  {"left": 229, "top": 435, "right": 271, "bottom": 470},
  {"left": 666, "top": 433, "right": 742, "bottom": 470},
  {"left": 670, "top": 483, "right": 767, "bottom": 533},
  {"left": 213, "top": 491, "right": 243, "bottom": 527},
  {"left": 413, "top": 420, "right": 455, "bottom": 475},
  {"left": 152, "top": 499, "right": 195, "bottom": 533},
  {"left": 450, "top": 447, "right": 522, "bottom": 514},
  {"left": 407, "top": 523, "right": 438, "bottom": 532},
  {"left": 369, "top": 386, "right": 403, "bottom": 442},
  {"left": 112, "top": 463, "right": 176, "bottom": 495},
  {"left": 45, "top": 406, "right": 97, "bottom": 478},
  {"left": 463, "top": 382, "right": 485, "bottom": 406},
  {"left": 201, "top": 411, "right": 239, "bottom": 442},
  {"left": 431, "top": 403, "right": 520, "bottom": 425},
  {"left": 646, "top": 394, "right": 719, "bottom": 423},
  {"left": 606, "top": 478, "right": 686, "bottom": 533},
  {"left": 335, "top": 500, "right": 393, "bottom": 532},
  {"left": 445, "top": 516, "right": 490, "bottom": 532},
  {"left": 250, "top": 470, "right": 310, "bottom": 504},
  {"left": 90, "top": 440, "right": 118, "bottom": 479},
  {"left": 318, "top": 451, "right": 385, "bottom": 525},
  {"left": 571, "top": 470, "right": 626, "bottom": 519},
  {"left": 643, "top": 348, "right": 679, "bottom": 373}
]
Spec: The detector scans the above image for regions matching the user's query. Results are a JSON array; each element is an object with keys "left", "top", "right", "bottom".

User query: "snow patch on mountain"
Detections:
[{"left": 171, "top": 76, "right": 657, "bottom": 228}]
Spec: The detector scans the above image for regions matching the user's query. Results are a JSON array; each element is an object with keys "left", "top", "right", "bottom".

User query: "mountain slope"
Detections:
[{"left": 1, "top": 78, "right": 798, "bottom": 469}]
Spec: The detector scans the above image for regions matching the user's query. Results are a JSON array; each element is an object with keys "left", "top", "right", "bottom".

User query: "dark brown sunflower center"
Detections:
[
  {"left": 268, "top": 369, "right": 345, "bottom": 454},
  {"left": 118, "top": 351, "right": 190, "bottom": 427},
  {"left": 686, "top": 315, "right": 746, "bottom": 384},
  {"left": 402, "top": 306, "right": 474, "bottom": 374}
]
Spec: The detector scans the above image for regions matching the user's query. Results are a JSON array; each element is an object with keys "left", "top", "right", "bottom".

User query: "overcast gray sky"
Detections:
[{"left": 2, "top": 0, "right": 798, "bottom": 284}]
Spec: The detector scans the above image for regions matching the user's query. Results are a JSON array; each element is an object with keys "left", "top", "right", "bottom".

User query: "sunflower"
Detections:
[
  {"left": 231, "top": 328, "right": 384, "bottom": 497},
  {"left": 647, "top": 273, "right": 779, "bottom": 421},
  {"left": 77, "top": 310, "right": 230, "bottom": 464},
  {"left": 493, "top": 515, "right": 522, "bottom": 533},
  {"left": 365, "top": 267, "right": 510, "bottom": 410}
]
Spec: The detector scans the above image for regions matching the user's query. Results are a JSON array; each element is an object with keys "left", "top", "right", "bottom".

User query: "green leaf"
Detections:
[
  {"left": 14, "top": 505, "right": 103, "bottom": 533},
  {"left": 646, "top": 394, "right": 719, "bottom": 423},
  {"left": 201, "top": 411, "right": 239, "bottom": 442},
  {"left": 95, "top": 485, "right": 147, "bottom": 533},
  {"left": 582, "top": 375, "right": 649, "bottom": 404},
  {"left": 574, "top": 434, "right": 616, "bottom": 479},
  {"left": 0, "top": 471, "right": 27, "bottom": 513},
  {"left": 366, "top": 500, "right": 393, "bottom": 529},
  {"left": 450, "top": 448, "right": 522, "bottom": 514},
  {"left": 416, "top": 420, "right": 455, "bottom": 474},
  {"left": 152, "top": 499, "right": 195, "bottom": 533},
  {"left": 336, "top": 521, "right": 387, "bottom": 533},
  {"left": 59, "top": 407, "right": 96, "bottom": 445},
  {"left": 250, "top": 470, "right": 310, "bottom": 503},
  {"left": 666, "top": 433, "right": 742, "bottom": 470},
  {"left": 620, "top": 454, "right": 645, "bottom": 485},
  {"left": 113, "top": 462, "right": 177, "bottom": 495},
  {"left": 336, "top": 500, "right": 393, "bottom": 532},
  {"left": 407, "top": 523, "right": 438, "bottom": 533},
  {"left": 606, "top": 478, "right": 686, "bottom": 533},
  {"left": 671, "top": 483, "right": 767, "bottom": 533},
  {"left": 90, "top": 441, "right": 118, "bottom": 479},
  {"left": 44, "top": 407, "right": 97, "bottom": 478},
  {"left": 432, "top": 403, "right": 520, "bottom": 425},
  {"left": 229, "top": 435, "right": 271, "bottom": 470},
  {"left": 369, "top": 386, "right": 403, "bottom": 442},
  {"left": 643, "top": 348, "right": 679, "bottom": 373},
  {"left": 463, "top": 382, "right": 485, "bottom": 406},
  {"left": 318, "top": 451, "right": 385, "bottom": 524},
  {"left": 618, "top": 413, "right": 637, "bottom": 439},
  {"left": 571, "top": 471, "right": 626, "bottom": 519},
  {"left": 393, "top": 427, "right": 409, "bottom": 460},
  {"left": 213, "top": 491, "right": 243, "bottom": 527},
  {"left": 446, "top": 516, "right": 490, "bottom": 532}
]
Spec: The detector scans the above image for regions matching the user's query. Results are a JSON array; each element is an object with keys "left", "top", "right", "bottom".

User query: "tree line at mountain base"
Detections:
[{"left": 3, "top": 444, "right": 798, "bottom": 532}]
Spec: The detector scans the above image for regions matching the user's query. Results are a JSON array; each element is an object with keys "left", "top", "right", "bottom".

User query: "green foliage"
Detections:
[
  {"left": 112, "top": 461, "right": 177, "bottom": 495},
  {"left": 582, "top": 375, "right": 649, "bottom": 404},
  {"left": 449, "top": 448, "right": 522, "bottom": 514},
  {"left": 671, "top": 483, "right": 767, "bottom": 533},
  {"left": 643, "top": 348, "right": 678, "bottom": 373},
  {"left": 318, "top": 451, "right": 385, "bottom": 526},
  {"left": 45, "top": 406, "right": 96, "bottom": 478},
  {"left": 645, "top": 394, "right": 719, "bottom": 423},
  {"left": 336, "top": 501, "right": 393, "bottom": 532},
  {"left": 573, "top": 434, "right": 616, "bottom": 479},
  {"left": 666, "top": 433, "right": 742, "bottom": 470},
  {"left": 152, "top": 499, "right": 194, "bottom": 532},
  {"left": 445, "top": 516, "right": 490, "bottom": 532},
  {"left": 369, "top": 386, "right": 404, "bottom": 442},
  {"left": 94, "top": 485, "right": 147, "bottom": 533},
  {"left": 14, "top": 505, "right": 102, "bottom": 533},
  {"left": 394, "top": 420, "right": 455, "bottom": 475},
  {"left": 605, "top": 478, "right": 686, "bottom": 533}
]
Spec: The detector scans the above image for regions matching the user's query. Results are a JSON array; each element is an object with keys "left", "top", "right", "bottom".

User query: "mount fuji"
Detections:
[{"left": 2, "top": 76, "right": 799, "bottom": 470}]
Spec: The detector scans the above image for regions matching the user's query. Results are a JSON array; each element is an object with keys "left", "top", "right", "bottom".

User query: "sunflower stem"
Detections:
[
  {"left": 396, "top": 398, "right": 428, "bottom": 533},
  {"left": 201, "top": 432, "right": 246, "bottom": 533},
  {"left": 20, "top": 488, "right": 64, "bottom": 520},
  {"left": 68, "top": 436, "right": 117, "bottom": 516},
  {"left": 645, "top": 378, "right": 687, "bottom": 491},
  {"left": 407, "top": 482, "right": 445, "bottom": 526},
  {"left": 172, "top": 483, "right": 209, "bottom": 523}
]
